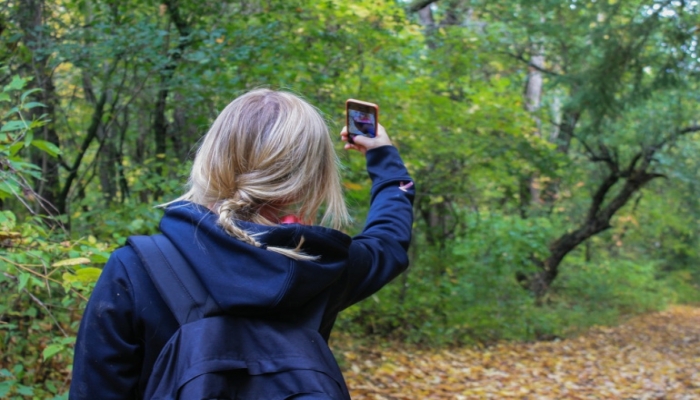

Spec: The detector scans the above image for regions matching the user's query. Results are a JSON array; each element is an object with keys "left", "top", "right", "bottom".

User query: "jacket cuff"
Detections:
[{"left": 365, "top": 146, "right": 411, "bottom": 183}]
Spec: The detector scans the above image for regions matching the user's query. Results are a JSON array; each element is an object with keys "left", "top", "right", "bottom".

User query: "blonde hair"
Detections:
[{"left": 173, "top": 89, "right": 349, "bottom": 260}]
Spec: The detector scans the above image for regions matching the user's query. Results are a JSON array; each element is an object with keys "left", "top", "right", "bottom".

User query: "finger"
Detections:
[
  {"left": 340, "top": 126, "right": 350, "bottom": 142},
  {"left": 344, "top": 143, "right": 359, "bottom": 152},
  {"left": 345, "top": 144, "right": 366, "bottom": 155}
]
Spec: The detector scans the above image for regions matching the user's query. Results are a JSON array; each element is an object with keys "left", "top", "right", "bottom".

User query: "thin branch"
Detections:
[
  {"left": 503, "top": 51, "right": 560, "bottom": 76},
  {"left": 25, "top": 288, "right": 68, "bottom": 337},
  {"left": 587, "top": 172, "right": 619, "bottom": 222},
  {"left": 69, "top": 69, "right": 126, "bottom": 202},
  {"left": 678, "top": 125, "right": 700, "bottom": 135},
  {"left": 572, "top": 133, "right": 619, "bottom": 172},
  {"left": 0, "top": 256, "right": 89, "bottom": 302},
  {"left": 598, "top": 170, "right": 662, "bottom": 222},
  {"left": 2, "top": 271, "right": 68, "bottom": 337}
]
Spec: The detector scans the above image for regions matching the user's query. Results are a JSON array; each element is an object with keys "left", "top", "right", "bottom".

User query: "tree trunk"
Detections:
[
  {"left": 98, "top": 140, "right": 119, "bottom": 205},
  {"left": 152, "top": 0, "right": 192, "bottom": 199},
  {"left": 524, "top": 51, "right": 544, "bottom": 131},
  {"left": 17, "top": 0, "right": 61, "bottom": 215},
  {"left": 520, "top": 47, "right": 545, "bottom": 210},
  {"left": 56, "top": 90, "right": 108, "bottom": 215},
  {"left": 527, "top": 157, "right": 664, "bottom": 299},
  {"left": 417, "top": 4, "right": 437, "bottom": 50}
]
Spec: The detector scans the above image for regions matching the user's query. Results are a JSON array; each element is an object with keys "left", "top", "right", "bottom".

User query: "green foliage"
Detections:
[
  {"left": 0, "top": 73, "right": 52, "bottom": 201},
  {"left": 661, "top": 271, "right": 700, "bottom": 304},
  {"left": 549, "top": 257, "right": 672, "bottom": 323},
  {"left": 0, "top": 75, "right": 112, "bottom": 398},
  {"left": 0, "top": 212, "right": 110, "bottom": 399}
]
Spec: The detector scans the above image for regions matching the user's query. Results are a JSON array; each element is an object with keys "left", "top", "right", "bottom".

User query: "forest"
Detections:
[{"left": 0, "top": 0, "right": 699, "bottom": 398}]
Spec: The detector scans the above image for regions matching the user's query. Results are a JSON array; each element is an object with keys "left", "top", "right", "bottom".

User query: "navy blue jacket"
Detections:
[{"left": 69, "top": 146, "right": 414, "bottom": 399}]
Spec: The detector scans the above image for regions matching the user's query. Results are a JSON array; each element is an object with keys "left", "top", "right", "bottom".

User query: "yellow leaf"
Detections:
[
  {"left": 343, "top": 182, "right": 364, "bottom": 191},
  {"left": 62, "top": 267, "right": 102, "bottom": 284},
  {"left": 52, "top": 257, "right": 91, "bottom": 267},
  {"left": 0, "top": 231, "right": 21, "bottom": 240}
]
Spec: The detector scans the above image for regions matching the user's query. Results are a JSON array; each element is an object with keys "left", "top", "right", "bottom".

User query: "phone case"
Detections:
[{"left": 346, "top": 99, "right": 379, "bottom": 144}]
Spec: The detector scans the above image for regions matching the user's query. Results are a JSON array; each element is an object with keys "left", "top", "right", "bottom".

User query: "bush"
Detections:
[{"left": 337, "top": 212, "right": 681, "bottom": 346}]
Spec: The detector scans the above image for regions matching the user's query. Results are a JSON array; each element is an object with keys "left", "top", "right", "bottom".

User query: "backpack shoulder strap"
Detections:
[{"left": 128, "top": 234, "right": 222, "bottom": 326}]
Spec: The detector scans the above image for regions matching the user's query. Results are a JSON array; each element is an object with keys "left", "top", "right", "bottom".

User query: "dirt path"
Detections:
[{"left": 340, "top": 306, "right": 700, "bottom": 399}]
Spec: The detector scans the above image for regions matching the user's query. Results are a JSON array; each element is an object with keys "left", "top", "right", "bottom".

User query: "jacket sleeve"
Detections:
[
  {"left": 69, "top": 250, "right": 143, "bottom": 400},
  {"left": 341, "top": 145, "right": 415, "bottom": 308}
]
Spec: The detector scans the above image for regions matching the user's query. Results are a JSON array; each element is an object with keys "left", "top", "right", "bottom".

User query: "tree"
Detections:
[{"left": 408, "top": 0, "right": 700, "bottom": 298}]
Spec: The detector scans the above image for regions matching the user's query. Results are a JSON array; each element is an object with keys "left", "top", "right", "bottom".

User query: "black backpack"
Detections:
[{"left": 128, "top": 235, "right": 351, "bottom": 400}]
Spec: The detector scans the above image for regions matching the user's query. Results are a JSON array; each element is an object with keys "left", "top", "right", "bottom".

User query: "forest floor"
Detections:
[{"left": 338, "top": 306, "right": 700, "bottom": 399}]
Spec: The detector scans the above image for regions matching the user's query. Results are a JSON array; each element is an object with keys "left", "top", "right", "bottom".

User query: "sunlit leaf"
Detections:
[
  {"left": 62, "top": 267, "right": 102, "bottom": 284},
  {"left": 30, "top": 140, "right": 61, "bottom": 157},
  {"left": 52, "top": 257, "right": 91, "bottom": 267},
  {"left": 42, "top": 344, "right": 64, "bottom": 361}
]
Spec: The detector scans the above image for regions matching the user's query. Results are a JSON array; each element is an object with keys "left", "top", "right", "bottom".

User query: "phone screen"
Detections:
[{"left": 347, "top": 102, "right": 378, "bottom": 140}]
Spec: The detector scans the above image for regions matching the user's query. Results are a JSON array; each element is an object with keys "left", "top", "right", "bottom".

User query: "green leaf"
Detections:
[
  {"left": 46, "top": 380, "right": 58, "bottom": 394},
  {"left": 12, "top": 363, "right": 23, "bottom": 375},
  {"left": 31, "top": 139, "right": 61, "bottom": 157},
  {"left": 25, "top": 305, "right": 37, "bottom": 318},
  {"left": 17, "top": 273, "right": 30, "bottom": 292},
  {"left": 9, "top": 142, "right": 24, "bottom": 157},
  {"left": 90, "top": 253, "right": 110, "bottom": 263},
  {"left": 0, "top": 382, "right": 10, "bottom": 398},
  {"left": 42, "top": 344, "right": 64, "bottom": 361},
  {"left": 16, "top": 384, "right": 34, "bottom": 396},
  {"left": 2, "top": 106, "right": 19, "bottom": 118},
  {"left": 23, "top": 130, "right": 33, "bottom": 147},
  {"left": 59, "top": 337, "right": 76, "bottom": 345},
  {"left": 20, "top": 88, "right": 42, "bottom": 102},
  {"left": 0, "top": 180, "right": 21, "bottom": 199},
  {"left": 62, "top": 267, "right": 102, "bottom": 284},
  {"left": 0, "top": 120, "right": 28, "bottom": 133},
  {"left": 0, "top": 210, "right": 16, "bottom": 228},
  {"left": 8, "top": 159, "right": 41, "bottom": 171},
  {"left": 22, "top": 101, "right": 46, "bottom": 110},
  {"left": 4, "top": 76, "right": 26, "bottom": 92},
  {"left": 0, "top": 92, "right": 10, "bottom": 102}
]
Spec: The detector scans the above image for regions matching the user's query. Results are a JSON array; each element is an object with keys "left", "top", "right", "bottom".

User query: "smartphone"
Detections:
[{"left": 346, "top": 99, "right": 379, "bottom": 144}]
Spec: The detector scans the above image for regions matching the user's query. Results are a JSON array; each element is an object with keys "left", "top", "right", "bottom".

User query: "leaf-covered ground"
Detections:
[{"left": 339, "top": 306, "right": 700, "bottom": 399}]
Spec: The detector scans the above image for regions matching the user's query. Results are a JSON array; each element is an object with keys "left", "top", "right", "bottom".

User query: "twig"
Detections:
[
  {"left": 502, "top": 51, "right": 560, "bottom": 76},
  {"left": 24, "top": 288, "right": 68, "bottom": 337},
  {"left": 2, "top": 271, "right": 68, "bottom": 337},
  {"left": 0, "top": 255, "right": 89, "bottom": 302}
]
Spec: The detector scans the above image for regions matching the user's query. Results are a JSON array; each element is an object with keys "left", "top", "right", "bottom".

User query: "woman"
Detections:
[{"left": 70, "top": 89, "right": 414, "bottom": 399}]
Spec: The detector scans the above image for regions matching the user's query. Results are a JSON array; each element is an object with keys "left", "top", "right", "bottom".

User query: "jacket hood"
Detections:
[{"left": 158, "top": 201, "right": 352, "bottom": 316}]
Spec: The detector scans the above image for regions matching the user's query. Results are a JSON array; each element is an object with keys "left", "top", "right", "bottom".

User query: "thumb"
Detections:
[{"left": 351, "top": 134, "right": 372, "bottom": 148}]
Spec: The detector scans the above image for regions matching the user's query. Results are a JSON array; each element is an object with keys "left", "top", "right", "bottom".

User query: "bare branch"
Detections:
[
  {"left": 572, "top": 134, "right": 619, "bottom": 173},
  {"left": 503, "top": 51, "right": 560, "bottom": 76},
  {"left": 679, "top": 125, "right": 700, "bottom": 135},
  {"left": 587, "top": 173, "right": 619, "bottom": 222}
]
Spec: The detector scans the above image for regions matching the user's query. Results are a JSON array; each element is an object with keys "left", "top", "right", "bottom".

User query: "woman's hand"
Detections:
[{"left": 341, "top": 123, "right": 392, "bottom": 156}]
